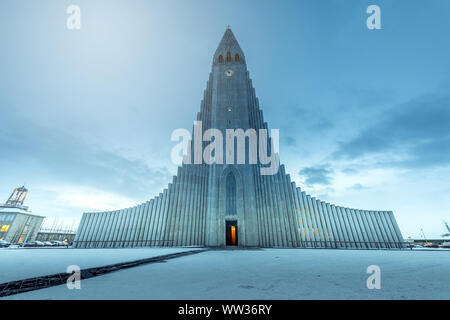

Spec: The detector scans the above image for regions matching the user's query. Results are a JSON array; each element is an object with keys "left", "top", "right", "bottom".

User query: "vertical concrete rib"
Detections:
[
  {"left": 143, "top": 199, "right": 155, "bottom": 246},
  {"left": 370, "top": 210, "right": 386, "bottom": 248},
  {"left": 96, "top": 212, "right": 111, "bottom": 248},
  {"left": 388, "top": 211, "right": 404, "bottom": 245},
  {"left": 320, "top": 202, "right": 335, "bottom": 248},
  {"left": 352, "top": 209, "right": 369, "bottom": 248},
  {"left": 182, "top": 166, "right": 194, "bottom": 246},
  {"left": 346, "top": 208, "right": 362, "bottom": 248},
  {"left": 300, "top": 192, "right": 313, "bottom": 246},
  {"left": 269, "top": 172, "right": 284, "bottom": 246},
  {"left": 377, "top": 211, "right": 394, "bottom": 247},
  {"left": 136, "top": 202, "right": 149, "bottom": 247},
  {"left": 306, "top": 196, "right": 320, "bottom": 247},
  {"left": 336, "top": 206, "right": 353, "bottom": 248},
  {"left": 74, "top": 213, "right": 90, "bottom": 248},
  {"left": 329, "top": 205, "right": 344, "bottom": 248},
  {"left": 157, "top": 190, "right": 169, "bottom": 246},
  {"left": 297, "top": 189, "right": 309, "bottom": 247}
]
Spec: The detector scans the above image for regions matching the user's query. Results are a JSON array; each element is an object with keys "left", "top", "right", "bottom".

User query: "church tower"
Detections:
[{"left": 74, "top": 28, "right": 404, "bottom": 249}]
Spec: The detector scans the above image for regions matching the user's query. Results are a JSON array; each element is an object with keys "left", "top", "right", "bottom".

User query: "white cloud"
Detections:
[{"left": 38, "top": 184, "right": 138, "bottom": 212}]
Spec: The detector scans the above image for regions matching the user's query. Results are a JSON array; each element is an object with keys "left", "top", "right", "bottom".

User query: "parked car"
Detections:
[
  {"left": 0, "top": 240, "right": 11, "bottom": 248},
  {"left": 440, "top": 242, "right": 450, "bottom": 248},
  {"left": 43, "top": 241, "right": 54, "bottom": 246},
  {"left": 21, "top": 241, "right": 45, "bottom": 247},
  {"left": 50, "top": 240, "right": 68, "bottom": 246},
  {"left": 50, "top": 241, "right": 61, "bottom": 246}
]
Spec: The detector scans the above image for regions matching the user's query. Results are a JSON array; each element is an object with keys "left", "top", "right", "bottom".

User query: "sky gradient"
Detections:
[{"left": 1, "top": 0, "right": 449, "bottom": 238}]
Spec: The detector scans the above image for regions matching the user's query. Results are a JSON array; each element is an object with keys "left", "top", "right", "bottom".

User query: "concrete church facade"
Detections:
[{"left": 74, "top": 29, "right": 404, "bottom": 249}]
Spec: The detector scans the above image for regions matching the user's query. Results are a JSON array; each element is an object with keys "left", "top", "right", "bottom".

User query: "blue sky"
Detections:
[{"left": 0, "top": 0, "right": 449, "bottom": 238}]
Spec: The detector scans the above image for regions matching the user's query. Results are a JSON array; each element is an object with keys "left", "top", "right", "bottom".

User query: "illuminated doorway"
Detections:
[{"left": 226, "top": 220, "right": 238, "bottom": 246}]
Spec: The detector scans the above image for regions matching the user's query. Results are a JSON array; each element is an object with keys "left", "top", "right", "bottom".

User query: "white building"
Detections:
[{"left": 0, "top": 187, "right": 44, "bottom": 244}]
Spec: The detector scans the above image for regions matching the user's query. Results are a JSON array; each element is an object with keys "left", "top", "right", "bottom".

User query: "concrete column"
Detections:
[
  {"left": 346, "top": 208, "right": 363, "bottom": 248},
  {"left": 97, "top": 212, "right": 112, "bottom": 248},
  {"left": 359, "top": 210, "right": 375, "bottom": 248},
  {"left": 388, "top": 211, "right": 404, "bottom": 245},
  {"left": 160, "top": 186, "right": 172, "bottom": 246},
  {"left": 291, "top": 184, "right": 305, "bottom": 247},
  {"left": 182, "top": 167, "right": 194, "bottom": 246},
  {"left": 102, "top": 211, "right": 115, "bottom": 248},
  {"left": 261, "top": 174, "right": 274, "bottom": 246},
  {"left": 382, "top": 211, "right": 399, "bottom": 247},
  {"left": 129, "top": 206, "right": 141, "bottom": 247},
  {"left": 320, "top": 201, "right": 335, "bottom": 248},
  {"left": 157, "top": 190, "right": 169, "bottom": 246},
  {"left": 266, "top": 173, "right": 281, "bottom": 246},
  {"left": 300, "top": 192, "right": 314, "bottom": 246},
  {"left": 377, "top": 211, "right": 395, "bottom": 247},
  {"left": 352, "top": 209, "right": 369, "bottom": 248},
  {"left": 372, "top": 211, "right": 390, "bottom": 248},
  {"left": 296, "top": 189, "right": 309, "bottom": 247},
  {"left": 171, "top": 168, "right": 185, "bottom": 246},
  {"left": 312, "top": 199, "right": 328, "bottom": 247},
  {"left": 366, "top": 210, "right": 384, "bottom": 248},
  {"left": 281, "top": 172, "right": 301, "bottom": 247},
  {"left": 122, "top": 207, "right": 136, "bottom": 248},
  {"left": 151, "top": 195, "right": 163, "bottom": 246},
  {"left": 143, "top": 200, "right": 155, "bottom": 246},
  {"left": 176, "top": 168, "right": 189, "bottom": 246},
  {"left": 85, "top": 212, "right": 102, "bottom": 248},
  {"left": 306, "top": 196, "right": 320, "bottom": 247},
  {"left": 74, "top": 213, "right": 89, "bottom": 248},
  {"left": 136, "top": 202, "right": 149, "bottom": 247},
  {"left": 329, "top": 205, "right": 344, "bottom": 248},
  {"left": 336, "top": 207, "right": 354, "bottom": 248},
  {"left": 164, "top": 173, "right": 180, "bottom": 246}
]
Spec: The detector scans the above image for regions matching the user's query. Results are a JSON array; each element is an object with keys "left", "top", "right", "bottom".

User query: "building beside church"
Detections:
[
  {"left": 0, "top": 186, "right": 45, "bottom": 244},
  {"left": 74, "top": 28, "right": 404, "bottom": 249}
]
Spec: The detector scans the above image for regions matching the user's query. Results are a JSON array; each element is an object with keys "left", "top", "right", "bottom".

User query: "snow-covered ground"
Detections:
[
  {"left": 0, "top": 247, "right": 200, "bottom": 283},
  {"left": 3, "top": 248, "right": 450, "bottom": 300}
]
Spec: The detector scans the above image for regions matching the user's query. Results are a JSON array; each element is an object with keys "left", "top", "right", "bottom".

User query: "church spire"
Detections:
[{"left": 213, "top": 27, "right": 245, "bottom": 65}]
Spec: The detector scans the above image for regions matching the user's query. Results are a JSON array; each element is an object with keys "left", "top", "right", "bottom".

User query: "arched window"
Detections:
[
  {"left": 218, "top": 55, "right": 223, "bottom": 63},
  {"left": 226, "top": 52, "right": 231, "bottom": 62},
  {"left": 226, "top": 172, "right": 237, "bottom": 215},
  {"left": 235, "top": 54, "right": 240, "bottom": 62}
]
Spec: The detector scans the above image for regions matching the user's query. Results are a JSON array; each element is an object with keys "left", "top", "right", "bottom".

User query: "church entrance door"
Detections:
[{"left": 226, "top": 220, "right": 238, "bottom": 246}]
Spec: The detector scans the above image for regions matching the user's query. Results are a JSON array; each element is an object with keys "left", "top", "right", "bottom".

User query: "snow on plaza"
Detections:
[{"left": 1, "top": 247, "right": 450, "bottom": 300}]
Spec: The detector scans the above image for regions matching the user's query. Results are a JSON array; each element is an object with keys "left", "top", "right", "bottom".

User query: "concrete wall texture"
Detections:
[{"left": 74, "top": 29, "right": 404, "bottom": 249}]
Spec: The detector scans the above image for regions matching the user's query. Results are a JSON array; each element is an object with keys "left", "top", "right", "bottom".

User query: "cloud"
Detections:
[
  {"left": 334, "top": 92, "right": 450, "bottom": 168},
  {"left": 39, "top": 184, "right": 137, "bottom": 212},
  {"left": 350, "top": 183, "right": 369, "bottom": 191},
  {"left": 299, "top": 164, "right": 334, "bottom": 186}
]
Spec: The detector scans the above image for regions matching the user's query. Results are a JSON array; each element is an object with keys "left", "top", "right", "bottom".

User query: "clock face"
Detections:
[{"left": 225, "top": 69, "right": 234, "bottom": 77}]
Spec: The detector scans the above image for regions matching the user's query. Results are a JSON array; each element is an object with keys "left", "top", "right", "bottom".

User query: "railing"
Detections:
[
  {"left": 72, "top": 240, "right": 175, "bottom": 248},
  {"left": 289, "top": 240, "right": 409, "bottom": 249}
]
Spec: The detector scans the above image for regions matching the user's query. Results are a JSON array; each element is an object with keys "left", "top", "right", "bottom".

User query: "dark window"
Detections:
[
  {"left": 226, "top": 52, "right": 231, "bottom": 62},
  {"left": 235, "top": 54, "right": 240, "bottom": 62},
  {"left": 218, "top": 55, "right": 223, "bottom": 63},
  {"left": 226, "top": 172, "right": 237, "bottom": 215}
]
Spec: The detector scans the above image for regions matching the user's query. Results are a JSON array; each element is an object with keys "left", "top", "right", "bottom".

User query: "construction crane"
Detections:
[
  {"left": 5, "top": 186, "right": 28, "bottom": 207},
  {"left": 442, "top": 221, "right": 450, "bottom": 237}
]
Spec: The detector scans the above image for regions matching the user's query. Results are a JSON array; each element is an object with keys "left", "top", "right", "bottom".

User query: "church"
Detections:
[{"left": 73, "top": 28, "right": 404, "bottom": 249}]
